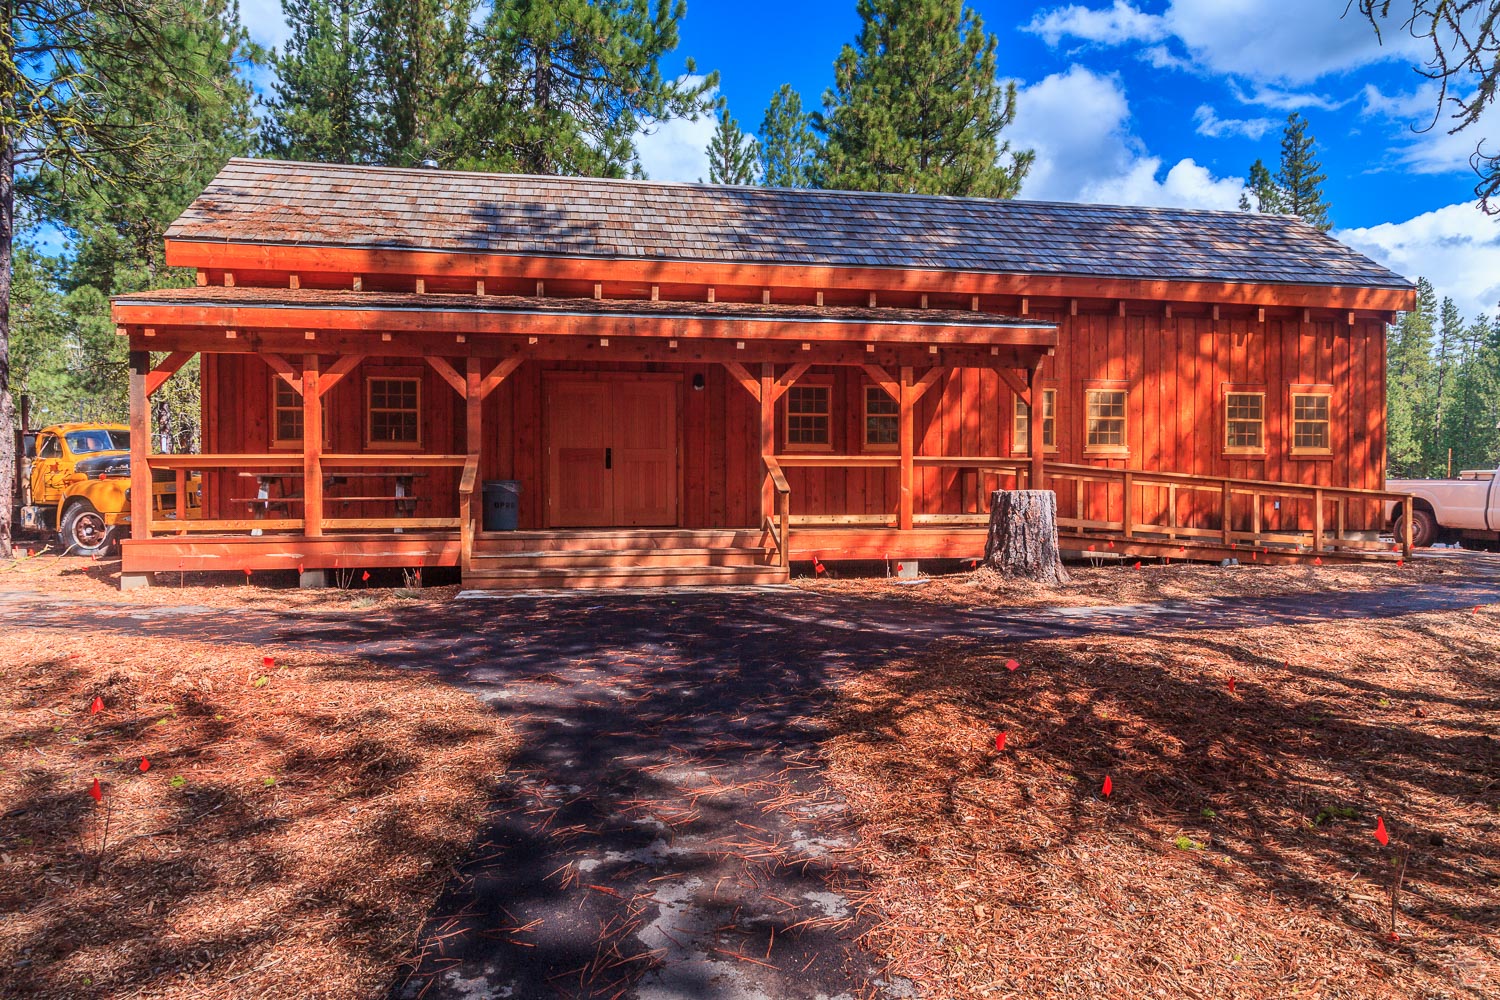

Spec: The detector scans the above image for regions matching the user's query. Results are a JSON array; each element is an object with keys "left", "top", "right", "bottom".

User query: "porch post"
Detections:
[
  {"left": 899, "top": 366, "right": 915, "bottom": 531},
  {"left": 464, "top": 357, "right": 481, "bottom": 560},
  {"left": 302, "top": 354, "right": 323, "bottom": 537},
  {"left": 760, "top": 362, "right": 775, "bottom": 525},
  {"left": 1027, "top": 360, "right": 1045, "bottom": 490},
  {"left": 128, "top": 350, "right": 151, "bottom": 540}
]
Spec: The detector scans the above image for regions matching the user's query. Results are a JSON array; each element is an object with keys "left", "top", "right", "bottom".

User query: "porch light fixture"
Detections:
[{"left": 692, "top": 373, "right": 705, "bottom": 391}]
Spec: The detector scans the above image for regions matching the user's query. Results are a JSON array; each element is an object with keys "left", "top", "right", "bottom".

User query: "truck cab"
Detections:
[
  {"left": 1386, "top": 467, "right": 1500, "bottom": 548},
  {"left": 18, "top": 423, "right": 199, "bottom": 556}
]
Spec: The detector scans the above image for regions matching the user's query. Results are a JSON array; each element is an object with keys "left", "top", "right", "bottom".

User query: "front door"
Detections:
[{"left": 545, "top": 375, "right": 680, "bottom": 527}]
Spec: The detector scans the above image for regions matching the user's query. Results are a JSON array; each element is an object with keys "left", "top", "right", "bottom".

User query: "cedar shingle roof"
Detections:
[
  {"left": 166, "top": 158, "right": 1412, "bottom": 291},
  {"left": 112, "top": 285, "right": 1056, "bottom": 331}
]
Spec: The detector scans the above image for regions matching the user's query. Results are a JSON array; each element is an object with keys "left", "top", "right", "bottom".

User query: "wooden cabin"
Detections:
[{"left": 110, "top": 159, "right": 1416, "bottom": 589}]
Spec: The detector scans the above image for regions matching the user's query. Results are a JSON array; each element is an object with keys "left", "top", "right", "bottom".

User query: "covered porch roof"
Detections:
[{"left": 112, "top": 286, "right": 1059, "bottom": 369}]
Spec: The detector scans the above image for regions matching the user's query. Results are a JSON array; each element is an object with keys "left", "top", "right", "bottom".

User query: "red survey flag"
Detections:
[
  {"left": 1314, "top": 556, "right": 1323, "bottom": 566},
  {"left": 139, "top": 758, "right": 150, "bottom": 772},
  {"left": 1005, "top": 658, "right": 1019, "bottom": 671},
  {"left": 1102, "top": 775, "right": 1113, "bottom": 798},
  {"left": 995, "top": 731, "right": 1007, "bottom": 752},
  {"left": 1228, "top": 677, "right": 1237, "bottom": 694},
  {"left": 90, "top": 696, "right": 104, "bottom": 715},
  {"left": 263, "top": 656, "right": 275, "bottom": 668},
  {"left": 89, "top": 777, "right": 103, "bottom": 802},
  {"left": 1374, "top": 816, "right": 1390, "bottom": 846},
  {"left": 1133, "top": 561, "right": 1142, "bottom": 570},
  {"left": 361, "top": 570, "right": 371, "bottom": 582}
]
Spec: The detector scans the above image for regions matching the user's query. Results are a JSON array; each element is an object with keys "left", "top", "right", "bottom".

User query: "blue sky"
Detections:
[{"left": 236, "top": 0, "right": 1500, "bottom": 320}]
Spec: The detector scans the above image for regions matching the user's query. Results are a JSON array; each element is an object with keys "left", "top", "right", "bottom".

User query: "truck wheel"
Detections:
[
  {"left": 1407, "top": 507, "right": 1440, "bottom": 549},
  {"left": 60, "top": 502, "right": 114, "bottom": 558}
]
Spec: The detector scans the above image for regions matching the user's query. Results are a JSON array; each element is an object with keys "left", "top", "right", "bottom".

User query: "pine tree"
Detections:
[
  {"left": 1442, "top": 314, "right": 1500, "bottom": 472},
  {"left": 816, "top": 0, "right": 1033, "bottom": 198},
  {"left": 704, "top": 98, "right": 757, "bottom": 185},
  {"left": 262, "top": 0, "right": 379, "bottom": 164},
  {"left": 1274, "top": 113, "right": 1331, "bottom": 231},
  {"left": 1386, "top": 277, "right": 1437, "bottom": 477},
  {"left": 1420, "top": 296, "right": 1466, "bottom": 474},
  {"left": 370, "top": 0, "right": 477, "bottom": 167},
  {"left": 1238, "top": 159, "right": 1284, "bottom": 214},
  {"left": 758, "top": 84, "right": 818, "bottom": 188},
  {"left": 462, "top": 0, "right": 716, "bottom": 176}
]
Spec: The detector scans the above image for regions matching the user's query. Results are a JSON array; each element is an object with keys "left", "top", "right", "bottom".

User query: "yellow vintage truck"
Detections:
[{"left": 17, "top": 422, "right": 199, "bottom": 556}]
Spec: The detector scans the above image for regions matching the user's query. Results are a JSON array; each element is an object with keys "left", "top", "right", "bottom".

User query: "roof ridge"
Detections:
[{"left": 222, "top": 157, "right": 1313, "bottom": 225}]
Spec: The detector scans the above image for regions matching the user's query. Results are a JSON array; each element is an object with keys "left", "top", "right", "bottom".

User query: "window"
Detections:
[
  {"left": 1291, "top": 391, "right": 1331, "bottom": 454},
  {"left": 1013, "top": 388, "right": 1057, "bottom": 454},
  {"left": 1085, "top": 388, "right": 1128, "bottom": 451},
  {"left": 36, "top": 434, "right": 61, "bottom": 460},
  {"left": 785, "top": 384, "right": 831, "bottom": 449},
  {"left": 272, "top": 378, "right": 303, "bottom": 446},
  {"left": 863, "top": 386, "right": 899, "bottom": 449},
  {"left": 1224, "top": 391, "right": 1265, "bottom": 453},
  {"left": 367, "top": 376, "right": 421, "bottom": 448}
]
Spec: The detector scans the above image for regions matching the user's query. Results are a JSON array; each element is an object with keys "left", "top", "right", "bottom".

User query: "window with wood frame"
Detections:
[
  {"left": 366, "top": 376, "right": 421, "bottom": 449},
  {"left": 1291, "top": 390, "right": 1332, "bottom": 454},
  {"left": 1084, "top": 387, "right": 1128, "bottom": 453},
  {"left": 1223, "top": 390, "right": 1266, "bottom": 454},
  {"left": 863, "top": 385, "right": 899, "bottom": 450},
  {"left": 1013, "top": 388, "right": 1057, "bottom": 454},
  {"left": 271, "top": 377, "right": 303, "bottom": 446},
  {"left": 785, "top": 384, "right": 831, "bottom": 449}
]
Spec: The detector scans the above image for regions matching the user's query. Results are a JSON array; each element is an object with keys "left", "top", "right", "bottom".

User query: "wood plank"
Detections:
[
  {"left": 129, "top": 351, "right": 151, "bottom": 541},
  {"left": 145, "top": 351, "right": 195, "bottom": 397},
  {"left": 426, "top": 356, "right": 468, "bottom": 397},
  {"left": 722, "top": 360, "right": 762, "bottom": 402},
  {"left": 303, "top": 354, "right": 323, "bottom": 537},
  {"left": 317, "top": 353, "right": 365, "bottom": 396},
  {"left": 261, "top": 352, "right": 302, "bottom": 394}
]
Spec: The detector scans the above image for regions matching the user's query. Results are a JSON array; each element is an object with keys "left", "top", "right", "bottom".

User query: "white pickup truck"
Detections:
[{"left": 1386, "top": 468, "right": 1500, "bottom": 548}]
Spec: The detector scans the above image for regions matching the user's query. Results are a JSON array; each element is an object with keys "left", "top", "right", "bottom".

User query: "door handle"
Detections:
[{"left": 604, "top": 447, "right": 612, "bottom": 470}]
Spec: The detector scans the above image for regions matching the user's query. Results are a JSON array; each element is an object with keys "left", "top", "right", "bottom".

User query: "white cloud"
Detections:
[
  {"left": 1028, "top": 0, "right": 1422, "bottom": 85},
  {"left": 1010, "top": 65, "right": 1244, "bottom": 210},
  {"left": 239, "top": 0, "right": 291, "bottom": 51},
  {"left": 634, "top": 77, "right": 720, "bottom": 183},
  {"left": 1227, "top": 81, "right": 1349, "bottom": 113},
  {"left": 1338, "top": 202, "right": 1500, "bottom": 321},
  {"left": 1024, "top": 0, "right": 1166, "bottom": 46},
  {"left": 1193, "top": 105, "right": 1276, "bottom": 140},
  {"left": 1360, "top": 82, "right": 1500, "bottom": 177}
]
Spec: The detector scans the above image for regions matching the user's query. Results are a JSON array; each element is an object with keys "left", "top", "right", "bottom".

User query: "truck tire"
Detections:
[
  {"left": 1408, "top": 507, "right": 1440, "bottom": 549},
  {"left": 59, "top": 502, "right": 114, "bottom": 558}
]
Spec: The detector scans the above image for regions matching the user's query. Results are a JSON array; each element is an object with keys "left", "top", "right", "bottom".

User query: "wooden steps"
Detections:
[{"left": 464, "top": 528, "right": 786, "bottom": 590}]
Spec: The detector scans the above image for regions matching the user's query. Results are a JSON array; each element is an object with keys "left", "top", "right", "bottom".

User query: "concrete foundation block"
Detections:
[
  {"left": 119, "top": 572, "right": 154, "bottom": 592},
  {"left": 299, "top": 569, "right": 329, "bottom": 589}
]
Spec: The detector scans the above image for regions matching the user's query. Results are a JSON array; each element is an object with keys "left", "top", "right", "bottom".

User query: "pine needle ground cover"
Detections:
[
  {"left": 0, "top": 629, "right": 513, "bottom": 999},
  {"left": 822, "top": 605, "right": 1500, "bottom": 999}
]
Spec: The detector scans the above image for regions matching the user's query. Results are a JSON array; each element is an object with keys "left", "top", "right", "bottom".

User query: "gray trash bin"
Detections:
[{"left": 482, "top": 480, "right": 521, "bottom": 531}]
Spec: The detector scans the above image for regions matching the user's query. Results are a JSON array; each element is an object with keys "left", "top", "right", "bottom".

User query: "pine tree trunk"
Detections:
[
  {"left": 0, "top": 81, "right": 15, "bottom": 556},
  {"left": 984, "top": 490, "right": 1069, "bottom": 585}
]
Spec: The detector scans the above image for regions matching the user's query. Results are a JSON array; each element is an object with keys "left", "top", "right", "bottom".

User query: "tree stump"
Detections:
[{"left": 984, "top": 489, "right": 1070, "bottom": 585}]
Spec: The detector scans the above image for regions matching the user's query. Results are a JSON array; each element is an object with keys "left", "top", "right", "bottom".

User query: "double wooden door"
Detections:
[{"left": 545, "top": 375, "right": 680, "bottom": 527}]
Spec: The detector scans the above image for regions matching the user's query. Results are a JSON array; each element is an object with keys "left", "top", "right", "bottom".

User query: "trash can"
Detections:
[{"left": 482, "top": 480, "right": 521, "bottom": 531}]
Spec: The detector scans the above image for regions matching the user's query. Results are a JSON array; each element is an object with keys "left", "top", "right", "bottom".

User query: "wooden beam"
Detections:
[
  {"left": 260, "top": 353, "right": 303, "bottom": 394},
  {"left": 722, "top": 360, "right": 762, "bottom": 403},
  {"left": 317, "top": 353, "right": 365, "bottom": 397},
  {"left": 145, "top": 351, "right": 194, "bottom": 397},
  {"left": 303, "top": 354, "right": 323, "bottom": 538},
  {"left": 464, "top": 357, "right": 483, "bottom": 570},
  {"left": 477, "top": 355, "right": 525, "bottom": 400},
  {"left": 760, "top": 364, "right": 776, "bottom": 525},
  {"left": 1027, "top": 360, "right": 1046, "bottom": 489},
  {"left": 162, "top": 239, "right": 1421, "bottom": 313},
  {"left": 899, "top": 366, "right": 918, "bottom": 531},
  {"left": 907, "top": 365, "right": 944, "bottom": 403},
  {"left": 128, "top": 352, "right": 151, "bottom": 541},
  {"left": 426, "top": 356, "right": 467, "bottom": 397},
  {"left": 861, "top": 364, "right": 899, "bottom": 399},
  {"left": 994, "top": 366, "right": 1031, "bottom": 407},
  {"left": 768, "top": 362, "right": 810, "bottom": 403}
]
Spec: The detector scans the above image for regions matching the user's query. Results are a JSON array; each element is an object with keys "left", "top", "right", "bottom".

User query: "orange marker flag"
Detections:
[
  {"left": 1374, "top": 816, "right": 1390, "bottom": 846},
  {"left": 1313, "top": 556, "right": 1323, "bottom": 566},
  {"left": 995, "top": 731, "right": 1007, "bottom": 752},
  {"left": 89, "top": 777, "right": 103, "bottom": 802},
  {"left": 1102, "top": 775, "right": 1113, "bottom": 798}
]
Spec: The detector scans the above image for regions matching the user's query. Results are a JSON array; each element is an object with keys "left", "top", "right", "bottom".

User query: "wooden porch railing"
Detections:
[
  {"left": 774, "top": 454, "right": 1415, "bottom": 560},
  {"left": 762, "top": 456, "right": 791, "bottom": 570},
  {"left": 458, "top": 455, "right": 479, "bottom": 572},
  {"left": 143, "top": 453, "right": 467, "bottom": 535}
]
